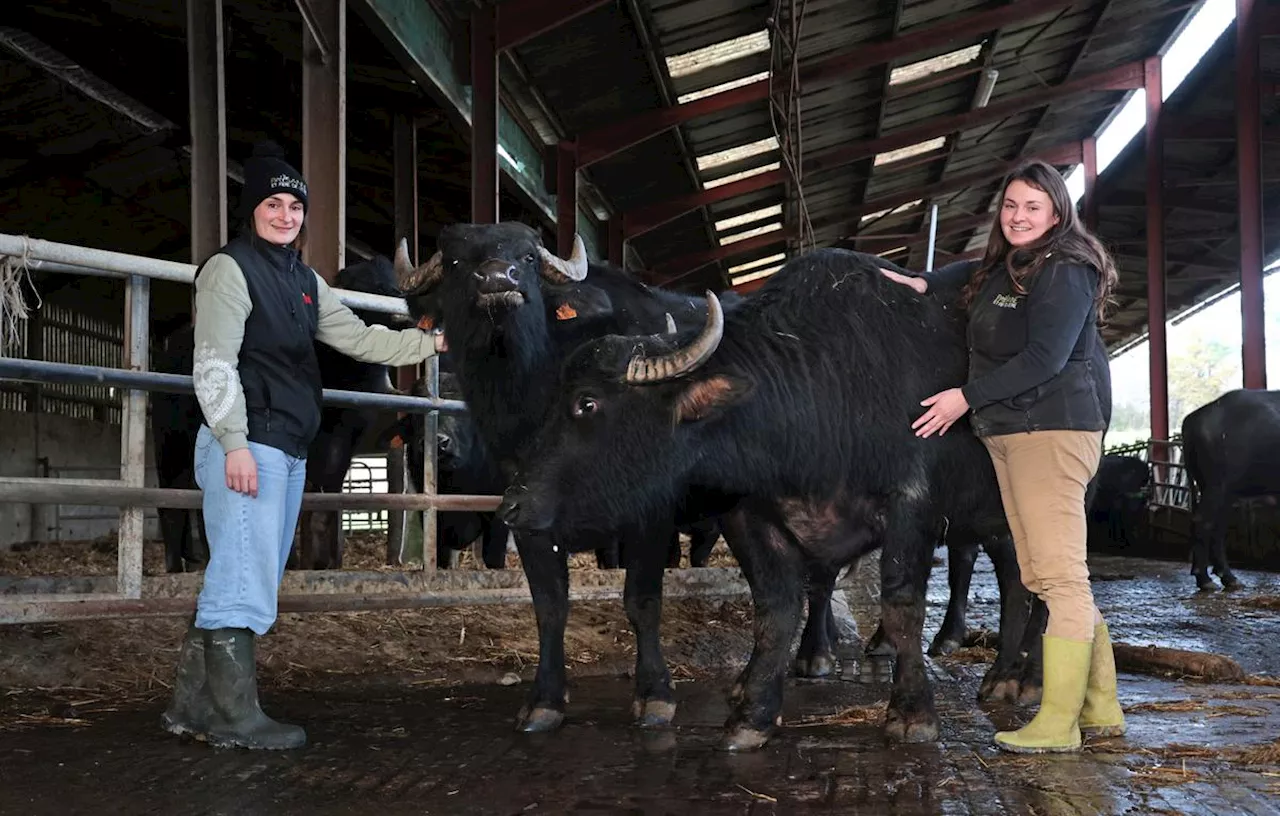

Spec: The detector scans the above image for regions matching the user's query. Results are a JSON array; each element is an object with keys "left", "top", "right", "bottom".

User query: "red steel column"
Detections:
[
  {"left": 1238, "top": 0, "right": 1266, "bottom": 389},
  {"left": 1145, "top": 56, "right": 1170, "bottom": 446},
  {"left": 556, "top": 141, "right": 577, "bottom": 258},
  {"left": 470, "top": 6, "right": 499, "bottom": 223},
  {"left": 1082, "top": 136, "right": 1099, "bottom": 232}
]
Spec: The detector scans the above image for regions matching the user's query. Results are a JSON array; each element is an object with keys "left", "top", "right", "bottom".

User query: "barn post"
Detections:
[
  {"left": 1082, "top": 136, "right": 1099, "bottom": 232},
  {"left": 556, "top": 141, "right": 578, "bottom": 259},
  {"left": 470, "top": 4, "right": 499, "bottom": 223},
  {"left": 118, "top": 273, "right": 150, "bottom": 599},
  {"left": 301, "top": 0, "right": 346, "bottom": 281},
  {"left": 1144, "top": 56, "right": 1171, "bottom": 483},
  {"left": 387, "top": 113, "right": 418, "bottom": 566},
  {"left": 1237, "top": 0, "right": 1266, "bottom": 389},
  {"left": 421, "top": 355, "right": 440, "bottom": 572},
  {"left": 187, "top": 0, "right": 227, "bottom": 275}
]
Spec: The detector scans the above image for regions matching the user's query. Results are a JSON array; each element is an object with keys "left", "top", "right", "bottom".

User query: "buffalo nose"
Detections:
[
  {"left": 475, "top": 260, "right": 519, "bottom": 292},
  {"left": 437, "top": 433, "right": 454, "bottom": 455}
]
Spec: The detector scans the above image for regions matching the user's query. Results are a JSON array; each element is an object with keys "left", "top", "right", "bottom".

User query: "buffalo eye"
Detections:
[
  {"left": 523, "top": 252, "right": 536, "bottom": 265},
  {"left": 571, "top": 395, "right": 599, "bottom": 418}
]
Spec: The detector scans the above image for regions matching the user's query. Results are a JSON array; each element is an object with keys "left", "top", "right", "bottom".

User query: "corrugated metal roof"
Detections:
[{"left": 510, "top": 0, "right": 1211, "bottom": 292}]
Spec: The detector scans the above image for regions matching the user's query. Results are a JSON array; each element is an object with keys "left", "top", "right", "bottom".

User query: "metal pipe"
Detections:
[
  {"left": 0, "top": 567, "right": 749, "bottom": 624},
  {"left": 0, "top": 233, "right": 410, "bottom": 315},
  {"left": 0, "top": 477, "right": 500, "bottom": 512},
  {"left": 925, "top": 203, "right": 940, "bottom": 272},
  {"left": 0, "top": 357, "right": 468, "bottom": 414}
]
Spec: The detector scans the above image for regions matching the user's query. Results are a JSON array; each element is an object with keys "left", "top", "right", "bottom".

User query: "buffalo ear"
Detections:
[{"left": 674, "top": 374, "right": 753, "bottom": 423}]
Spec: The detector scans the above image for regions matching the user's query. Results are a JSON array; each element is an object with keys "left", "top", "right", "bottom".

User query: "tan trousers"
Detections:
[{"left": 982, "top": 430, "right": 1104, "bottom": 642}]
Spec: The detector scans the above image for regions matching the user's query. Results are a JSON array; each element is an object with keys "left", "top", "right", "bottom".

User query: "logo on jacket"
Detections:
[
  {"left": 992, "top": 294, "right": 1021, "bottom": 309},
  {"left": 302, "top": 293, "right": 313, "bottom": 305}
]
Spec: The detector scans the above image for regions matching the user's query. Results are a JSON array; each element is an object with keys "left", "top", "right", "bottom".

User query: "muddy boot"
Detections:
[
  {"left": 994, "top": 636, "right": 1091, "bottom": 754},
  {"left": 161, "top": 622, "right": 215, "bottom": 738},
  {"left": 204, "top": 628, "right": 306, "bottom": 750},
  {"left": 1078, "top": 622, "right": 1126, "bottom": 737}
]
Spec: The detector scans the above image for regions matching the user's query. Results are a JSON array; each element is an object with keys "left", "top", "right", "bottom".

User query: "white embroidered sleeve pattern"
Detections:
[{"left": 193, "top": 342, "right": 240, "bottom": 425}]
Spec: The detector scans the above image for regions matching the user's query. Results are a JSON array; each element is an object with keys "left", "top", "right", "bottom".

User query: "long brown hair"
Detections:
[{"left": 960, "top": 160, "right": 1118, "bottom": 321}]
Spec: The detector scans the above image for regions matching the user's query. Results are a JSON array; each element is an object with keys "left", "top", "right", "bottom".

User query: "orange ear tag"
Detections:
[
  {"left": 389, "top": 435, "right": 404, "bottom": 448},
  {"left": 416, "top": 315, "right": 435, "bottom": 330},
  {"left": 556, "top": 302, "right": 578, "bottom": 320}
]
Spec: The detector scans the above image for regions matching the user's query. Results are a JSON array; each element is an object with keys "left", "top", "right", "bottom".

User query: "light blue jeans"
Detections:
[{"left": 193, "top": 425, "right": 307, "bottom": 635}]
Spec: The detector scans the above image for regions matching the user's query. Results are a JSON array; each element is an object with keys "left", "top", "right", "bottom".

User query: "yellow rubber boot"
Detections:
[
  {"left": 1078, "top": 622, "right": 1126, "bottom": 737},
  {"left": 994, "top": 636, "right": 1092, "bottom": 754}
]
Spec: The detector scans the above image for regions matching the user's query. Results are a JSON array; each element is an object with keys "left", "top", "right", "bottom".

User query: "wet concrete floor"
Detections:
[{"left": 2, "top": 553, "right": 1280, "bottom": 815}]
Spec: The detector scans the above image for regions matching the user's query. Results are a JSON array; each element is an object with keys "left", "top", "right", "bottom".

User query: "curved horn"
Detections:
[
  {"left": 394, "top": 238, "right": 445, "bottom": 293},
  {"left": 625, "top": 292, "right": 723, "bottom": 384},
  {"left": 538, "top": 233, "right": 589, "bottom": 283}
]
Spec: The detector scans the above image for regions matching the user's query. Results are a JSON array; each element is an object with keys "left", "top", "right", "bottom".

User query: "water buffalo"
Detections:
[
  {"left": 1181, "top": 388, "right": 1280, "bottom": 590},
  {"left": 498, "top": 248, "right": 1041, "bottom": 749}
]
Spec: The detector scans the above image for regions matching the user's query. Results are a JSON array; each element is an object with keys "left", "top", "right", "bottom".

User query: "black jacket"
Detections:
[
  {"left": 924, "top": 257, "right": 1110, "bottom": 437},
  {"left": 204, "top": 235, "right": 322, "bottom": 457}
]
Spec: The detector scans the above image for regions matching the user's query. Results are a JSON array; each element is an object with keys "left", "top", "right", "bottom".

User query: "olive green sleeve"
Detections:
[
  {"left": 192, "top": 254, "right": 252, "bottom": 453},
  {"left": 313, "top": 273, "right": 436, "bottom": 365}
]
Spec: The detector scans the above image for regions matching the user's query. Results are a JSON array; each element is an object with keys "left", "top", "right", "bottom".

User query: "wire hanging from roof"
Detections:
[{"left": 767, "top": 0, "right": 814, "bottom": 256}]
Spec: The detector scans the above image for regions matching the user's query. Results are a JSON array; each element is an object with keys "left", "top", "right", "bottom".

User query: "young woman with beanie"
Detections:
[
  {"left": 880, "top": 159, "right": 1126, "bottom": 754},
  {"left": 161, "top": 141, "right": 445, "bottom": 750}
]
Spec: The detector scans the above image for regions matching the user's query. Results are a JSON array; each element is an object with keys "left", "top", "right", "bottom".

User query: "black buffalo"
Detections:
[
  {"left": 396, "top": 223, "right": 791, "bottom": 734},
  {"left": 151, "top": 253, "right": 411, "bottom": 572},
  {"left": 499, "top": 248, "right": 1040, "bottom": 749},
  {"left": 1181, "top": 388, "right": 1280, "bottom": 590},
  {"left": 1085, "top": 453, "right": 1150, "bottom": 549}
]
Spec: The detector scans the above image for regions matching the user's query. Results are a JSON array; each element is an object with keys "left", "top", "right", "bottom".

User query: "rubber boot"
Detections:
[
  {"left": 161, "top": 622, "right": 215, "bottom": 738},
  {"left": 994, "top": 636, "right": 1092, "bottom": 754},
  {"left": 204, "top": 627, "right": 306, "bottom": 750},
  {"left": 1078, "top": 622, "right": 1126, "bottom": 736}
]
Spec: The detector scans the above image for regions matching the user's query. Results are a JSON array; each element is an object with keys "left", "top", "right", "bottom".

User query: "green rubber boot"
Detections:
[
  {"left": 994, "top": 636, "right": 1092, "bottom": 754},
  {"left": 204, "top": 628, "right": 306, "bottom": 750},
  {"left": 161, "top": 622, "right": 216, "bottom": 739},
  {"left": 1078, "top": 622, "right": 1127, "bottom": 737}
]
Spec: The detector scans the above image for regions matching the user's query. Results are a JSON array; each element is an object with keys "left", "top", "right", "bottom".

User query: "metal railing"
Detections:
[{"left": 0, "top": 233, "right": 749, "bottom": 623}]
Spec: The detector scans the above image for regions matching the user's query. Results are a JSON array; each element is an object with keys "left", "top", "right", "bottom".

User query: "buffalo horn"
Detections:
[
  {"left": 394, "top": 238, "right": 444, "bottom": 293},
  {"left": 538, "top": 234, "right": 589, "bottom": 283},
  {"left": 625, "top": 292, "right": 723, "bottom": 383}
]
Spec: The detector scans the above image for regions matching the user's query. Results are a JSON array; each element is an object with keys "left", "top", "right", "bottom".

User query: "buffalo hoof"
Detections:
[
  {"left": 1195, "top": 577, "right": 1218, "bottom": 592},
  {"left": 794, "top": 652, "right": 837, "bottom": 678},
  {"left": 515, "top": 705, "right": 564, "bottom": 733},
  {"left": 979, "top": 673, "right": 1022, "bottom": 704},
  {"left": 720, "top": 724, "right": 772, "bottom": 752},
  {"left": 883, "top": 707, "right": 940, "bottom": 743},
  {"left": 927, "top": 636, "right": 962, "bottom": 657},
  {"left": 1221, "top": 574, "right": 1244, "bottom": 591},
  {"left": 632, "top": 698, "right": 677, "bottom": 727}
]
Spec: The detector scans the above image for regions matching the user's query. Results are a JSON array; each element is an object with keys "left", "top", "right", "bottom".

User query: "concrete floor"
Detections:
[{"left": 2, "top": 554, "right": 1279, "bottom": 815}]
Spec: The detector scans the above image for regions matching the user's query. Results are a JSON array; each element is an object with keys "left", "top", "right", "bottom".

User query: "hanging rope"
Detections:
[{"left": 0, "top": 236, "right": 42, "bottom": 355}]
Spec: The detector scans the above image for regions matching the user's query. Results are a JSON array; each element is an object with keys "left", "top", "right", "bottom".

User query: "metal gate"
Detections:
[{"left": 0, "top": 233, "right": 747, "bottom": 624}]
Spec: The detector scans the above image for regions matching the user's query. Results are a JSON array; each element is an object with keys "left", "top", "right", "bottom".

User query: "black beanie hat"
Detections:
[{"left": 239, "top": 140, "right": 308, "bottom": 217}]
